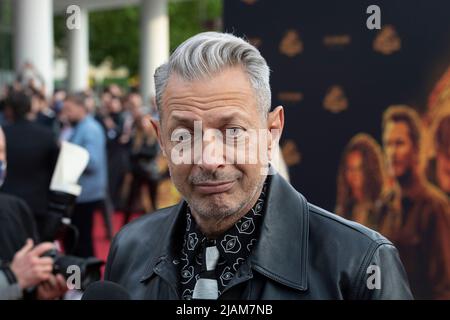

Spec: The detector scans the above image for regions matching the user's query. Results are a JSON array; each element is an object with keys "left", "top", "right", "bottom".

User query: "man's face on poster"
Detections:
[
  {"left": 152, "top": 66, "right": 283, "bottom": 221},
  {"left": 383, "top": 121, "right": 416, "bottom": 179}
]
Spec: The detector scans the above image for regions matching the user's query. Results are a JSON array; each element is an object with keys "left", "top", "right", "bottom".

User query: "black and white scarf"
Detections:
[{"left": 178, "top": 178, "right": 269, "bottom": 300}]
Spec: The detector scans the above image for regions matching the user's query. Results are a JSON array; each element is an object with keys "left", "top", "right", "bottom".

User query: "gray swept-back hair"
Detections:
[{"left": 154, "top": 32, "right": 271, "bottom": 118}]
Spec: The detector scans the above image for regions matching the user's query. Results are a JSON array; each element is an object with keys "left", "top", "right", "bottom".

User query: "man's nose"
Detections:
[{"left": 197, "top": 134, "right": 226, "bottom": 171}]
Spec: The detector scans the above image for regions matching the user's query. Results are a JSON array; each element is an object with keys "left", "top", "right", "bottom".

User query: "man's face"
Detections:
[
  {"left": 383, "top": 121, "right": 416, "bottom": 178},
  {"left": 128, "top": 94, "right": 143, "bottom": 119},
  {"left": 108, "top": 97, "right": 122, "bottom": 114},
  {"left": 153, "top": 66, "right": 283, "bottom": 220},
  {"left": 436, "top": 151, "right": 450, "bottom": 193},
  {"left": 63, "top": 100, "right": 83, "bottom": 124},
  {"left": 101, "top": 92, "right": 112, "bottom": 107},
  {"left": 345, "top": 150, "right": 364, "bottom": 195}
]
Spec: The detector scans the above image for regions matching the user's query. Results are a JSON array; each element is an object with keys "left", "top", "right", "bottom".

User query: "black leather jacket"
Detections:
[{"left": 105, "top": 173, "right": 413, "bottom": 299}]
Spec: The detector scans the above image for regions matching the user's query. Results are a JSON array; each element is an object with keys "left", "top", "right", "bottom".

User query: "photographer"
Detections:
[
  {"left": 0, "top": 127, "right": 67, "bottom": 300},
  {"left": 0, "top": 240, "right": 66, "bottom": 300},
  {"left": 0, "top": 90, "right": 59, "bottom": 241}
]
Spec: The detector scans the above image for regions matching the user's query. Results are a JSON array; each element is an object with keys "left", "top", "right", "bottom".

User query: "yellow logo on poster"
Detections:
[
  {"left": 281, "top": 140, "right": 302, "bottom": 166},
  {"left": 323, "top": 85, "right": 348, "bottom": 113},
  {"left": 373, "top": 25, "right": 401, "bottom": 55},
  {"left": 279, "top": 30, "right": 303, "bottom": 57}
]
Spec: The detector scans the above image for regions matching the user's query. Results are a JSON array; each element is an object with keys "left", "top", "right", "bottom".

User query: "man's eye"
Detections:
[
  {"left": 226, "top": 127, "right": 245, "bottom": 138},
  {"left": 179, "top": 132, "right": 192, "bottom": 142},
  {"left": 172, "top": 128, "right": 192, "bottom": 143}
]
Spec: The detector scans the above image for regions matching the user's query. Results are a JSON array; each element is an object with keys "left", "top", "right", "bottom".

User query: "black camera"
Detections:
[
  {"left": 42, "top": 249, "right": 103, "bottom": 291},
  {"left": 41, "top": 191, "right": 104, "bottom": 291}
]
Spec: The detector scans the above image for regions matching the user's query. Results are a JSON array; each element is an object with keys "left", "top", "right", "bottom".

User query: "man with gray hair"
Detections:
[{"left": 105, "top": 32, "right": 412, "bottom": 300}]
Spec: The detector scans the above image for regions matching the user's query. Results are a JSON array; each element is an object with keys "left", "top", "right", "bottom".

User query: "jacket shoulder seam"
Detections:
[
  {"left": 307, "top": 203, "right": 391, "bottom": 244},
  {"left": 353, "top": 242, "right": 396, "bottom": 299}
]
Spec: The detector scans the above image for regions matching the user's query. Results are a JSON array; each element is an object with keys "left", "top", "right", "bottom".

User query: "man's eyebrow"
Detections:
[
  {"left": 170, "top": 112, "right": 200, "bottom": 123},
  {"left": 170, "top": 110, "right": 251, "bottom": 126},
  {"left": 169, "top": 113, "right": 199, "bottom": 128},
  {"left": 212, "top": 111, "right": 251, "bottom": 126}
]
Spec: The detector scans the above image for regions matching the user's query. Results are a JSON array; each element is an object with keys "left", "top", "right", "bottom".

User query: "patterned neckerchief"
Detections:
[{"left": 178, "top": 178, "right": 269, "bottom": 300}]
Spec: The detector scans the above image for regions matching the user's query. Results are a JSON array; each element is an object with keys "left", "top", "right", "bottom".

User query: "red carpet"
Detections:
[{"left": 92, "top": 211, "right": 140, "bottom": 277}]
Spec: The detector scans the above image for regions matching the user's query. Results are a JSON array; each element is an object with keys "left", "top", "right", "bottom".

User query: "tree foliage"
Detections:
[{"left": 54, "top": 0, "right": 222, "bottom": 78}]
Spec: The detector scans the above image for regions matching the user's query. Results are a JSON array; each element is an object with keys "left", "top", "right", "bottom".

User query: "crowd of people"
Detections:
[
  {"left": 335, "top": 70, "right": 450, "bottom": 299},
  {"left": 0, "top": 63, "right": 173, "bottom": 299}
]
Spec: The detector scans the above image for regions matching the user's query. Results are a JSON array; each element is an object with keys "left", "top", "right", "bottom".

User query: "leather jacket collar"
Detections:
[{"left": 139, "top": 169, "right": 309, "bottom": 293}]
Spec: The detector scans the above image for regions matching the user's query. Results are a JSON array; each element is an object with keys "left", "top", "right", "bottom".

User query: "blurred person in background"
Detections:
[
  {"left": 15, "top": 62, "right": 46, "bottom": 97},
  {"left": 98, "top": 88, "right": 129, "bottom": 210},
  {"left": 0, "top": 127, "right": 66, "bottom": 300},
  {"left": 50, "top": 89, "right": 68, "bottom": 140},
  {"left": 123, "top": 110, "right": 161, "bottom": 224},
  {"left": 0, "top": 85, "right": 15, "bottom": 126},
  {"left": 0, "top": 90, "right": 59, "bottom": 240},
  {"left": 380, "top": 105, "right": 450, "bottom": 299},
  {"left": 56, "top": 91, "right": 74, "bottom": 143},
  {"left": 32, "top": 88, "right": 58, "bottom": 134},
  {"left": 335, "top": 133, "right": 386, "bottom": 230},
  {"left": 51, "top": 89, "right": 67, "bottom": 116},
  {"left": 0, "top": 126, "right": 39, "bottom": 254},
  {"left": 63, "top": 93, "right": 107, "bottom": 258}
]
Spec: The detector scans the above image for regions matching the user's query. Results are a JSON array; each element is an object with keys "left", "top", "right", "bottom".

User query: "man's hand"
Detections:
[
  {"left": 9, "top": 239, "right": 55, "bottom": 289},
  {"left": 36, "top": 274, "right": 67, "bottom": 300}
]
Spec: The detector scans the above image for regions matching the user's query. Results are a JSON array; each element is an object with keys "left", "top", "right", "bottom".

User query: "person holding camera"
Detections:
[
  {"left": 0, "top": 127, "right": 67, "bottom": 300},
  {"left": 0, "top": 240, "right": 67, "bottom": 300}
]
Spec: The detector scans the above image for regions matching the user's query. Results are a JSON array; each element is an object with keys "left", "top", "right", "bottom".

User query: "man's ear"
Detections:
[
  {"left": 266, "top": 106, "right": 284, "bottom": 160},
  {"left": 150, "top": 117, "right": 167, "bottom": 157}
]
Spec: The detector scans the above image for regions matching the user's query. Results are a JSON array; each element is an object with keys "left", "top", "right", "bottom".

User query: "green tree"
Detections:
[{"left": 54, "top": 0, "right": 222, "bottom": 79}]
